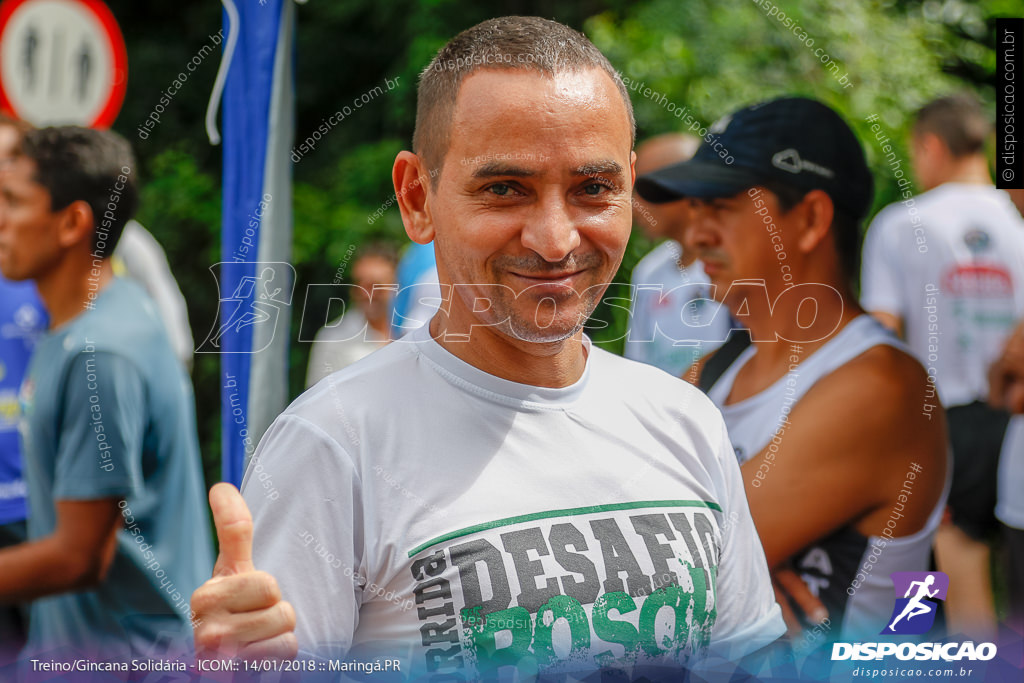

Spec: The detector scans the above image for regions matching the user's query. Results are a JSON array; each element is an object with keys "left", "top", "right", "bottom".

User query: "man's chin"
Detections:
[
  {"left": 0, "top": 261, "right": 26, "bottom": 282},
  {"left": 506, "top": 326, "right": 580, "bottom": 345},
  {"left": 503, "top": 311, "right": 589, "bottom": 345},
  {"left": 704, "top": 272, "right": 733, "bottom": 302}
]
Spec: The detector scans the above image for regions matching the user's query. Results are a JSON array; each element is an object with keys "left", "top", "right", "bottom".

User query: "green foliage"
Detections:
[
  {"left": 134, "top": 148, "right": 221, "bottom": 482},
  {"left": 584, "top": 0, "right": 972, "bottom": 320}
]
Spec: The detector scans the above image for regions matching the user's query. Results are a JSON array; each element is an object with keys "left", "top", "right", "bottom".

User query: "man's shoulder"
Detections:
[
  {"left": 796, "top": 336, "right": 947, "bottom": 499},
  {"left": 85, "top": 278, "right": 164, "bottom": 337},
  {"left": 868, "top": 201, "right": 916, "bottom": 236},
  {"left": 65, "top": 279, "right": 176, "bottom": 362},
  {"left": 892, "top": 183, "right": 1019, "bottom": 226},
  {"left": 588, "top": 350, "right": 735, "bottom": 483},
  {"left": 808, "top": 339, "right": 930, "bottom": 424},
  {"left": 589, "top": 347, "right": 722, "bottom": 420},
  {"left": 870, "top": 184, "right": 961, "bottom": 230}
]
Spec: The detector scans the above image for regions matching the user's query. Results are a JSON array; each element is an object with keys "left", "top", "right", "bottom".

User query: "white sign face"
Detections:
[{"left": 0, "top": 0, "right": 125, "bottom": 126}]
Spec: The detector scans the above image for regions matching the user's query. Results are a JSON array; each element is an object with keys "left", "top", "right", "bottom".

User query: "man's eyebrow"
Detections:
[
  {"left": 572, "top": 161, "right": 624, "bottom": 178},
  {"left": 471, "top": 163, "right": 536, "bottom": 179}
]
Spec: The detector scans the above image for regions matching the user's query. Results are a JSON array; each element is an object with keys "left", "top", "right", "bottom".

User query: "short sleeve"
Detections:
[
  {"left": 242, "top": 413, "right": 364, "bottom": 658},
  {"left": 707, "top": 419, "right": 785, "bottom": 658},
  {"left": 53, "top": 351, "right": 146, "bottom": 501},
  {"left": 860, "top": 212, "right": 906, "bottom": 316}
]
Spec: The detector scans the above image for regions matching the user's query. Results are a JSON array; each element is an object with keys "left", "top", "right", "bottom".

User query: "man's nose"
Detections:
[
  {"left": 685, "top": 201, "right": 720, "bottom": 250},
  {"left": 521, "top": 197, "right": 581, "bottom": 263}
]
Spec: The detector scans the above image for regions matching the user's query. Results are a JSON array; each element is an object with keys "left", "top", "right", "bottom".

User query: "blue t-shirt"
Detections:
[
  {"left": 0, "top": 277, "right": 46, "bottom": 526},
  {"left": 19, "top": 278, "right": 212, "bottom": 657}
]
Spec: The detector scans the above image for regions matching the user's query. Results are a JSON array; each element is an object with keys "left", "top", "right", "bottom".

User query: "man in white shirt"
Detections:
[
  {"left": 989, "top": 319, "right": 1024, "bottom": 634},
  {"left": 190, "top": 16, "right": 784, "bottom": 680},
  {"left": 860, "top": 94, "right": 1024, "bottom": 638},
  {"left": 306, "top": 244, "right": 397, "bottom": 387},
  {"left": 626, "top": 134, "right": 730, "bottom": 378},
  {"left": 114, "top": 220, "right": 195, "bottom": 371}
]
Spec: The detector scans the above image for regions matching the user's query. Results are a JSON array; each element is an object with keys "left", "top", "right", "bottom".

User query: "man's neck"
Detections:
[
  {"left": 429, "top": 310, "right": 587, "bottom": 389},
  {"left": 366, "top": 310, "right": 391, "bottom": 339},
  {"left": 739, "top": 280, "right": 862, "bottom": 365},
  {"left": 936, "top": 156, "right": 991, "bottom": 188},
  {"left": 724, "top": 280, "right": 862, "bottom": 403},
  {"left": 36, "top": 254, "right": 114, "bottom": 330}
]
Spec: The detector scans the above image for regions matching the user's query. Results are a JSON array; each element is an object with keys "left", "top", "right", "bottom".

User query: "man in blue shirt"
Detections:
[
  {"left": 0, "top": 276, "right": 46, "bottom": 661},
  {"left": 0, "top": 113, "right": 48, "bottom": 663},
  {"left": 0, "top": 126, "right": 212, "bottom": 659}
]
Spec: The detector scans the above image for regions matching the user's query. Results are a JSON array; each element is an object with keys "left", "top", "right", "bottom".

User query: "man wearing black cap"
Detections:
[{"left": 636, "top": 97, "right": 949, "bottom": 642}]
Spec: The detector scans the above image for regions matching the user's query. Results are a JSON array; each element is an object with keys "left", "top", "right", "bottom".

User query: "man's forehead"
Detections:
[
  {"left": 457, "top": 65, "right": 616, "bottom": 98},
  {"left": 451, "top": 69, "right": 629, "bottom": 139},
  {"left": 0, "top": 155, "right": 37, "bottom": 180},
  {"left": 0, "top": 127, "right": 20, "bottom": 159},
  {"left": 0, "top": 156, "right": 44, "bottom": 196},
  {"left": 446, "top": 77, "right": 629, "bottom": 178},
  {"left": 354, "top": 256, "right": 395, "bottom": 273}
]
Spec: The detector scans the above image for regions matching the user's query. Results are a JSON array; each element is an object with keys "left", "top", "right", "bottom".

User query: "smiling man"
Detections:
[{"left": 191, "top": 16, "right": 783, "bottom": 680}]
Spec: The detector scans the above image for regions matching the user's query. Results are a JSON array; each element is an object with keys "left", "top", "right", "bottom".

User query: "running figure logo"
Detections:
[
  {"left": 197, "top": 262, "right": 295, "bottom": 353},
  {"left": 881, "top": 571, "right": 949, "bottom": 635}
]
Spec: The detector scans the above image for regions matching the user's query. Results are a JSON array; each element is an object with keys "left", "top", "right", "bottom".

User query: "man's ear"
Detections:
[
  {"left": 794, "top": 189, "right": 835, "bottom": 254},
  {"left": 918, "top": 131, "right": 948, "bottom": 162},
  {"left": 393, "top": 151, "right": 436, "bottom": 245},
  {"left": 56, "top": 200, "right": 97, "bottom": 252}
]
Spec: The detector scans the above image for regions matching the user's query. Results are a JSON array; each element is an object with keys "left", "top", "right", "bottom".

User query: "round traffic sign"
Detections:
[{"left": 0, "top": 0, "right": 127, "bottom": 127}]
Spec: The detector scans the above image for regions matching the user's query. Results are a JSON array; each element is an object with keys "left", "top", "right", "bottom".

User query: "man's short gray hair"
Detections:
[{"left": 413, "top": 16, "right": 636, "bottom": 186}]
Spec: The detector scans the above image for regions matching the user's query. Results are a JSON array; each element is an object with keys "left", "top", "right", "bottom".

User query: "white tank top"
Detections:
[{"left": 707, "top": 315, "right": 949, "bottom": 641}]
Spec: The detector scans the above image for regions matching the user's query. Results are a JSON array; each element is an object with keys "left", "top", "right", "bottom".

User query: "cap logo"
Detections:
[
  {"left": 709, "top": 114, "right": 732, "bottom": 134},
  {"left": 772, "top": 148, "right": 836, "bottom": 179}
]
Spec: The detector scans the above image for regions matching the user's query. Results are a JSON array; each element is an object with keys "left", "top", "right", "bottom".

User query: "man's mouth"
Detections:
[
  {"left": 511, "top": 269, "right": 585, "bottom": 282},
  {"left": 700, "top": 259, "right": 726, "bottom": 276}
]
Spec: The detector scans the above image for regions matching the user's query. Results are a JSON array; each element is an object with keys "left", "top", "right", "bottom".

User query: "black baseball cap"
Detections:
[{"left": 635, "top": 97, "right": 874, "bottom": 220}]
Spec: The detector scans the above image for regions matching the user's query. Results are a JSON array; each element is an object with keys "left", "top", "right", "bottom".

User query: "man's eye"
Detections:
[
  {"left": 583, "top": 182, "right": 608, "bottom": 196},
  {"left": 488, "top": 183, "right": 513, "bottom": 196}
]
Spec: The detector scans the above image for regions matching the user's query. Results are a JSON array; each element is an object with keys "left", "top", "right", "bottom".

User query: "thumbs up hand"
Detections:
[{"left": 191, "top": 483, "right": 298, "bottom": 660}]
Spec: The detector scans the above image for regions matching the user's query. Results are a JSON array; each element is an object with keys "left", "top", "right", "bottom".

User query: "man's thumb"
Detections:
[{"left": 210, "top": 482, "right": 255, "bottom": 575}]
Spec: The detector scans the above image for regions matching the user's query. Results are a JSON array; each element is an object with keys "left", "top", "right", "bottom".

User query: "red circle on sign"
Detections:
[{"left": 0, "top": 0, "right": 128, "bottom": 128}]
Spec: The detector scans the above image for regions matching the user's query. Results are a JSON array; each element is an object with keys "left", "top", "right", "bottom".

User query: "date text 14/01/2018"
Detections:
[{"left": 224, "top": 659, "right": 404, "bottom": 673}]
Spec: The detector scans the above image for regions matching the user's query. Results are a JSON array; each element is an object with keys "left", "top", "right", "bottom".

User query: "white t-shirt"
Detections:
[
  {"left": 114, "top": 220, "right": 195, "bottom": 369},
  {"left": 242, "top": 324, "right": 783, "bottom": 679},
  {"left": 861, "top": 184, "right": 1024, "bottom": 407},
  {"left": 625, "top": 241, "right": 730, "bottom": 377},
  {"left": 997, "top": 415, "right": 1024, "bottom": 529},
  {"left": 305, "top": 310, "right": 388, "bottom": 388}
]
